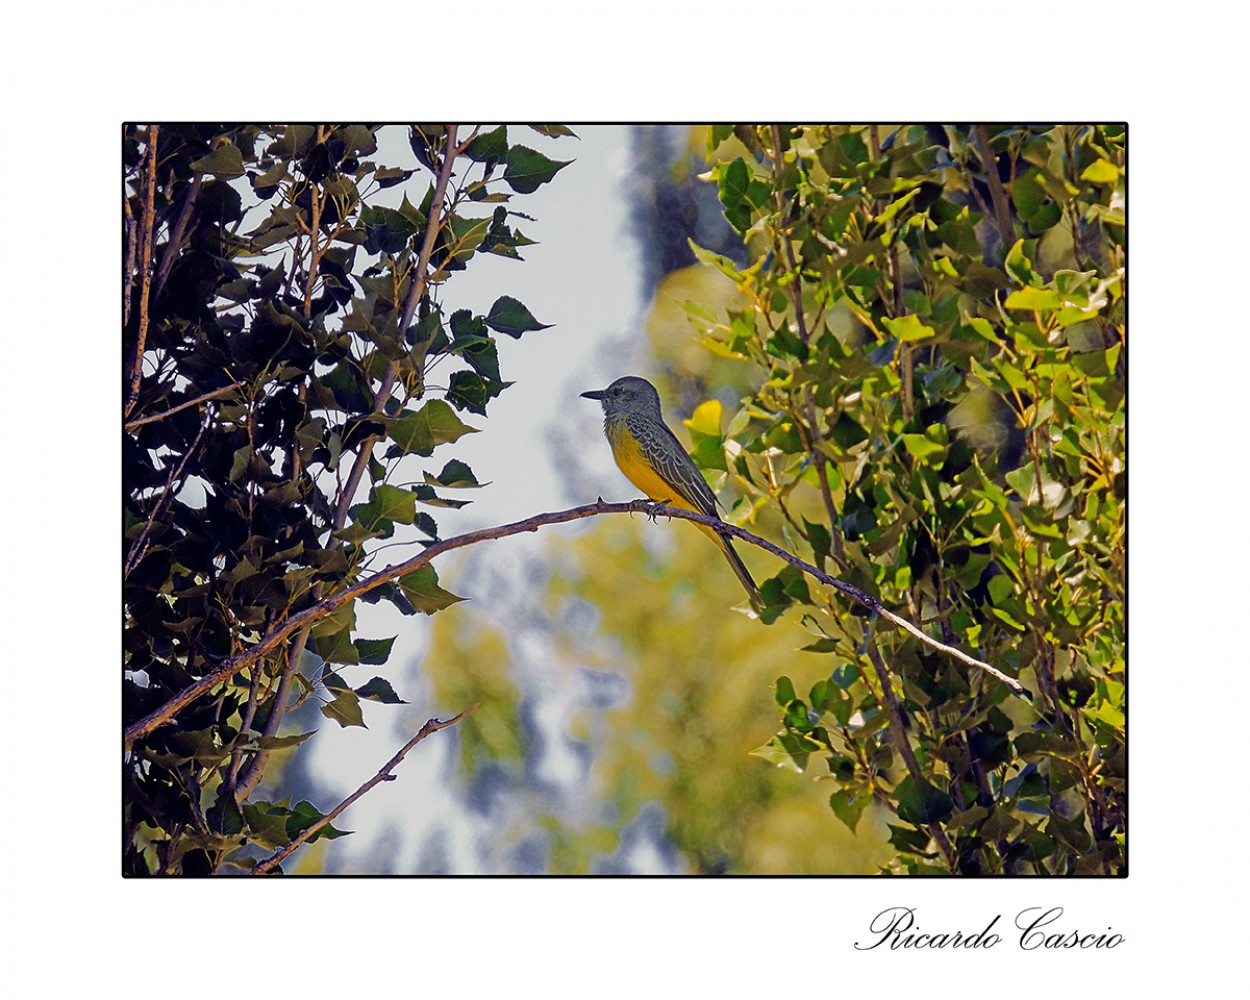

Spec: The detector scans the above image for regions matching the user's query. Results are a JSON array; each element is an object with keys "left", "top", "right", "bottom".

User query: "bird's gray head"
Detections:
[{"left": 579, "top": 375, "right": 663, "bottom": 419}]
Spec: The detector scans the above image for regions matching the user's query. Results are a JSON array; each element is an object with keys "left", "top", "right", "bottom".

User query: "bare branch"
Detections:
[
  {"left": 124, "top": 499, "right": 1024, "bottom": 748},
  {"left": 249, "top": 704, "right": 477, "bottom": 875}
]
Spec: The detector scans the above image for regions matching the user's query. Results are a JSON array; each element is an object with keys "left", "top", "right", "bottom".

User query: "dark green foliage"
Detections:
[
  {"left": 123, "top": 124, "right": 569, "bottom": 875},
  {"left": 700, "top": 125, "right": 1125, "bottom": 874}
]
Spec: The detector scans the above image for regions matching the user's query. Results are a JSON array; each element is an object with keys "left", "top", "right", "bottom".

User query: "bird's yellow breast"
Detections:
[{"left": 604, "top": 417, "right": 700, "bottom": 515}]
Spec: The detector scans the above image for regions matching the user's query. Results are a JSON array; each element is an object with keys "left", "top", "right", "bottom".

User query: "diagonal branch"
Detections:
[
  {"left": 249, "top": 704, "right": 477, "bottom": 875},
  {"left": 124, "top": 500, "right": 1024, "bottom": 748},
  {"left": 124, "top": 379, "right": 246, "bottom": 431}
]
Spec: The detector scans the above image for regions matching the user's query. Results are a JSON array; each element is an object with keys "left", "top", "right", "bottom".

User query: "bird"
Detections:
[{"left": 581, "top": 375, "right": 761, "bottom": 609}]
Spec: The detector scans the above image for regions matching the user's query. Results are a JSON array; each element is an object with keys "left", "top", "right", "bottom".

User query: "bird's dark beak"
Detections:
[{"left": 580, "top": 389, "right": 607, "bottom": 400}]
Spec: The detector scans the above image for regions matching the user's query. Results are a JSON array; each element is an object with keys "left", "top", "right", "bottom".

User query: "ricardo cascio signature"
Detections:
[{"left": 854, "top": 906, "right": 1125, "bottom": 951}]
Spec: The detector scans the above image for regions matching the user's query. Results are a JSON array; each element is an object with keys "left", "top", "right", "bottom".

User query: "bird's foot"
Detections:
[{"left": 645, "top": 500, "right": 674, "bottom": 522}]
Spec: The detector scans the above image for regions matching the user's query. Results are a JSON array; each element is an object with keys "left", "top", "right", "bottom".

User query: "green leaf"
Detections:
[
  {"left": 446, "top": 213, "right": 491, "bottom": 262},
  {"left": 425, "top": 459, "right": 482, "bottom": 489},
  {"left": 458, "top": 337, "right": 502, "bottom": 381},
  {"left": 398, "top": 564, "right": 466, "bottom": 615},
  {"left": 355, "top": 676, "right": 407, "bottom": 704},
  {"left": 389, "top": 400, "right": 478, "bottom": 456},
  {"left": 895, "top": 776, "right": 956, "bottom": 825},
  {"left": 829, "top": 787, "right": 871, "bottom": 833},
  {"left": 882, "top": 314, "right": 935, "bottom": 342},
  {"left": 1005, "top": 239, "right": 1039, "bottom": 285},
  {"left": 901, "top": 433, "right": 947, "bottom": 463},
  {"left": 312, "top": 626, "right": 359, "bottom": 666},
  {"left": 877, "top": 186, "right": 921, "bottom": 224},
  {"left": 355, "top": 636, "right": 397, "bottom": 666},
  {"left": 446, "top": 369, "right": 510, "bottom": 415},
  {"left": 527, "top": 124, "right": 578, "bottom": 139},
  {"left": 411, "top": 484, "right": 471, "bottom": 509},
  {"left": 464, "top": 124, "right": 508, "bottom": 162},
  {"left": 887, "top": 823, "right": 934, "bottom": 857},
  {"left": 360, "top": 484, "right": 417, "bottom": 528},
  {"left": 484, "top": 295, "right": 552, "bottom": 337},
  {"left": 287, "top": 800, "right": 352, "bottom": 842},
  {"left": 253, "top": 731, "right": 317, "bottom": 750},
  {"left": 1080, "top": 158, "right": 1120, "bottom": 184},
  {"left": 1004, "top": 286, "right": 1063, "bottom": 311},
  {"left": 748, "top": 731, "right": 817, "bottom": 773},
  {"left": 774, "top": 675, "right": 797, "bottom": 706},
  {"left": 804, "top": 518, "right": 832, "bottom": 560},
  {"left": 717, "top": 158, "right": 754, "bottom": 232},
  {"left": 191, "top": 143, "right": 246, "bottom": 179},
  {"left": 240, "top": 801, "right": 294, "bottom": 848},
  {"left": 503, "top": 145, "right": 571, "bottom": 194},
  {"left": 321, "top": 688, "right": 366, "bottom": 728},
  {"left": 311, "top": 603, "right": 355, "bottom": 639}
]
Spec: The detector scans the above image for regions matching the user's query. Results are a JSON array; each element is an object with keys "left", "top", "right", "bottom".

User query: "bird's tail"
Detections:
[{"left": 711, "top": 530, "right": 762, "bottom": 610}]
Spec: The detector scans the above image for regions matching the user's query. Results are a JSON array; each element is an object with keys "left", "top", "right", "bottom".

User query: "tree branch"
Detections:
[
  {"left": 249, "top": 704, "right": 477, "bottom": 875},
  {"left": 123, "top": 379, "right": 246, "bottom": 431},
  {"left": 153, "top": 170, "right": 203, "bottom": 302},
  {"left": 125, "top": 124, "right": 159, "bottom": 419},
  {"left": 973, "top": 124, "right": 1014, "bottom": 248},
  {"left": 865, "top": 637, "right": 955, "bottom": 871},
  {"left": 124, "top": 499, "right": 1024, "bottom": 749},
  {"left": 331, "top": 124, "right": 461, "bottom": 535}
]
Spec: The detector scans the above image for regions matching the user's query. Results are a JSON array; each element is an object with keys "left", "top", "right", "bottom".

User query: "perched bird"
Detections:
[{"left": 581, "top": 375, "right": 761, "bottom": 608}]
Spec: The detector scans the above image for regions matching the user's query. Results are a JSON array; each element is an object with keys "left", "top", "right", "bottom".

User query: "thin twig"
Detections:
[
  {"left": 302, "top": 125, "right": 326, "bottom": 319},
  {"left": 797, "top": 395, "right": 846, "bottom": 565},
  {"left": 124, "top": 411, "right": 210, "bottom": 579},
  {"left": 231, "top": 628, "right": 311, "bottom": 802},
  {"left": 123, "top": 194, "right": 137, "bottom": 329},
  {"left": 767, "top": 124, "right": 809, "bottom": 345},
  {"left": 865, "top": 637, "right": 955, "bottom": 870},
  {"left": 249, "top": 704, "right": 477, "bottom": 875},
  {"left": 124, "top": 498, "right": 1024, "bottom": 748},
  {"left": 125, "top": 124, "right": 159, "bottom": 419},
  {"left": 124, "top": 379, "right": 246, "bottom": 431}
]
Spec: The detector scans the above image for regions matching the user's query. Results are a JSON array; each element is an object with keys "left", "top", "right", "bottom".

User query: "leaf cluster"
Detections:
[
  {"left": 122, "top": 124, "right": 570, "bottom": 874},
  {"left": 692, "top": 124, "right": 1125, "bottom": 874}
]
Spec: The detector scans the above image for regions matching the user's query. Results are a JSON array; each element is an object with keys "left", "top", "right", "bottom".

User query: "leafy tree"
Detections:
[
  {"left": 122, "top": 123, "right": 571, "bottom": 874},
  {"left": 687, "top": 124, "right": 1125, "bottom": 874}
]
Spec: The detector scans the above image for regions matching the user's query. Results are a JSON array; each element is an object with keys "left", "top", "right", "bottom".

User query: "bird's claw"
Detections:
[{"left": 646, "top": 500, "right": 673, "bottom": 522}]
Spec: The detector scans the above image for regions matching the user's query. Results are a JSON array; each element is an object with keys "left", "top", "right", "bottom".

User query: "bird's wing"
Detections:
[{"left": 632, "top": 414, "right": 721, "bottom": 517}]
